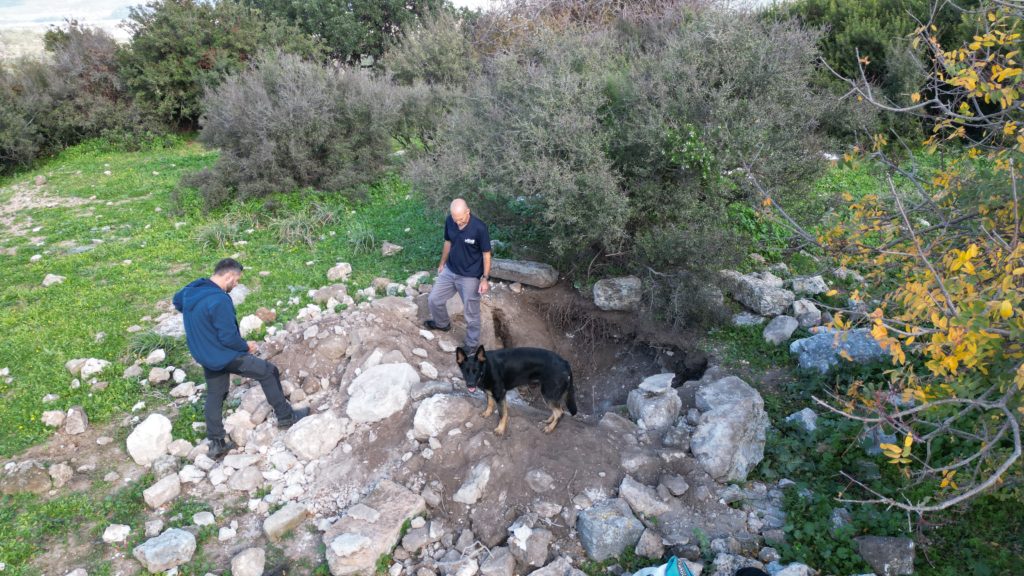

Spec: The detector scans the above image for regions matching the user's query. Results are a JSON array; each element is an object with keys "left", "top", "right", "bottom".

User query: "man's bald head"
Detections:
[{"left": 450, "top": 198, "right": 471, "bottom": 228}]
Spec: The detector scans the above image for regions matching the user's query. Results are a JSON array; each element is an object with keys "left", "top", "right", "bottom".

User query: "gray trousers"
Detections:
[
  {"left": 428, "top": 266, "right": 482, "bottom": 349},
  {"left": 202, "top": 354, "right": 293, "bottom": 440}
]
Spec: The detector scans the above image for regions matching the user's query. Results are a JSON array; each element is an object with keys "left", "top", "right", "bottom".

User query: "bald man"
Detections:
[{"left": 424, "top": 199, "right": 492, "bottom": 350}]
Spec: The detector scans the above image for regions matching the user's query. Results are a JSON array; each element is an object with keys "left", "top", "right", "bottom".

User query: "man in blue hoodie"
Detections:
[{"left": 173, "top": 258, "right": 308, "bottom": 459}]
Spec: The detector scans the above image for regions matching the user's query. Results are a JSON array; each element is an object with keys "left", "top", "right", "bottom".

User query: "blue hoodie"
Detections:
[{"left": 172, "top": 278, "right": 248, "bottom": 371}]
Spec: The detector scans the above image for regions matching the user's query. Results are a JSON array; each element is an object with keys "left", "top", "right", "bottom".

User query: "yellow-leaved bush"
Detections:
[{"left": 806, "top": 3, "right": 1024, "bottom": 512}]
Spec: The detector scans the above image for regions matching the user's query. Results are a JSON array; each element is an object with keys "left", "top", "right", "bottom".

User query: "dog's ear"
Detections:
[
  {"left": 475, "top": 345, "right": 486, "bottom": 363},
  {"left": 455, "top": 347, "right": 467, "bottom": 364}
]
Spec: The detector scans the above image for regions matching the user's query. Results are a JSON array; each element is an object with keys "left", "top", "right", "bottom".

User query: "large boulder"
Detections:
[
  {"left": 143, "top": 474, "right": 181, "bottom": 509},
  {"left": 719, "top": 270, "right": 794, "bottom": 316},
  {"left": 789, "top": 328, "right": 888, "bottom": 373},
  {"left": 413, "top": 395, "right": 476, "bottom": 440},
  {"left": 42, "top": 273, "right": 66, "bottom": 287},
  {"left": 127, "top": 413, "right": 173, "bottom": 466},
  {"left": 593, "top": 276, "right": 642, "bottom": 311},
  {"left": 575, "top": 498, "right": 644, "bottom": 562},
  {"left": 132, "top": 528, "right": 196, "bottom": 572},
  {"left": 224, "top": 410, "right": 255, "bottom": 446},
  {"left": 264, "top": 502, "right": 309, "bottom": 542},
  {"left": 626, "top": 373, "right": 681, "bottom": 429},
  {"left": 284, "top": 412, "right": 351, "bottom": 460},
  {"left": 232, "top": 548, "right": 266, "bottom": 576},
  {"left": 619, "top": 475, "right": 670, "bottom": 517},
  {"left": 789, "top": 275, "right": 829, "bottom": 296},
  {"left": 762, "top": 315, "right": 798, "bottom": 345},
  {"left": 63, "top": 406, "right": 89, "bottom": 435},
  {"left": 41, "top": 410, "right": 66, "bottom": 428},
  {"left": 489, "top": 259, "right": 559, "bottom": 288},
  {"left": 509, "top": 521, "right": 554, "bottom": 568},
  {"left": 370, "top": 297, "right": 418, "bottom": 318},
  {"left": 791, "top": 299, "right": 821, "bottom": 328},
  {"left": 48, "top": 462, "right": 73, "bottom": 488},
  {"left": 480, "top": 547, "right": 516, "bottom": 576},
  {"left": 855, "top": 536, "right": 915, "bottom": 576},
  {"left": 227, "top": 466, "right": 264, "bottom": 493},
  {"left": 153, "top": 313, "right": 185, "bottom": 338},
  {"left": 313, "top": 284, "right": 350, "bottom": 304},
  {"left": 785, "top": 408, "right": 818, "bottom": 433},
  {"left": 229, "top": 284, "right": 249, "bottom": 306},
  {"left": 690, "top": 376, "right": 769, "bottom": 482},
  {"left": 327, "top": 262, "right": 353, "bottom": 282},
  {"left": 323, "top": 480, "right": 426, "bottom": 576},
  {"left": 239, "top": 315, "right": 263, "bottom": 338},
  {"left": 346, "top": 363, "right": 419, "bottom": 423},
  {"left": 80, "top": 358, "right": 110, "bottom": 379}
]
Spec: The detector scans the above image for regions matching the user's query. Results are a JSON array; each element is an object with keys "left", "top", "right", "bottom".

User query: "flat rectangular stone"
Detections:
[
  {"left": 263, "top": 502, "right": 309, "bottom": 542},
  {"left": 143, "top": 474, "right": 181, "bottom": 509},
  {"left": 323, "top": 480, "right": 426, "bottom": 575}
]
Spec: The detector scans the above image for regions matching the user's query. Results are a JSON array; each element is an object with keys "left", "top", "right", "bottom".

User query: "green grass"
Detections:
[
  {"left": 702, "top": 323, "right": 801, "bottom": 374},
  {"left": 0, "top": 137, "right": 441, "bottom": 574},
  {"left": 171, "top": 400, "right": 206, "bottom": 444},
  {"left": 0, "top": 138, "right": 439, "bottom": 457},
  {"left": 375, "top": 553, "right": 394, "bottom": 574},
  {"left": 166, "top": 498, "right": 213, "bottom": 529},
  {"left": 0, "top": 473, "right": 152, "bottom": 576}
]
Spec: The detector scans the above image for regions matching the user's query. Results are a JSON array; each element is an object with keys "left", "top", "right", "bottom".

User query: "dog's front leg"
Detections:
[
  {"left": 482, "top": 392, "right": 495, "bottom": 418},
  {"left": 494, "top": 400, "right": 509, "bottom": 436},
  {"left": 543, "top": 407, "right": 564, "bottom": 433}
]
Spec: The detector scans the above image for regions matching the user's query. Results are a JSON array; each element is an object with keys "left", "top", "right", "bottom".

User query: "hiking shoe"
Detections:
[
  {"left": 277, "top": 406, "right": 310, "bottom": 429},
  {"left": 207, "top": 437, "right": 236, "bottom": 460},
  {"left": 423, "top": 319, "right": 451, "bottom": 332}
]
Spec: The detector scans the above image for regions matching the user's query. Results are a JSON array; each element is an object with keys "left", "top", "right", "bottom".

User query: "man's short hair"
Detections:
[{"left": 213, "top": 258, "right": 243, "bottom": 276}]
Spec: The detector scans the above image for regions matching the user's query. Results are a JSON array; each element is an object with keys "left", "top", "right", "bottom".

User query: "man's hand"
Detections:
[
  {"left": 478, "top": 278, "right": 490, "bottom": 295},
  {"left": 437, "top": 261, "right": 445, "bottom": 274},
  {"left": 247, "top": 341, "right": 258, "bottom": 354}
]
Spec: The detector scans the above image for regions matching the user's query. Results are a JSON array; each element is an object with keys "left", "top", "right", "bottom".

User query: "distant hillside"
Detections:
[{"left": 0, "top": 28, "right": 45, "bottom": 61}]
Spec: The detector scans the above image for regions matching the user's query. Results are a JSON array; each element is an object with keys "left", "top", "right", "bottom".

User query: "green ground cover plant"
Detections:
[{"left": 0, "top": 138, "right": 438, "bottom": 457}]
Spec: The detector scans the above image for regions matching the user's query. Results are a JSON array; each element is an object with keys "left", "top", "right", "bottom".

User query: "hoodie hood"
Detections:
[{"left": 181, "top": 278, "right": 227, "bottom": 313}]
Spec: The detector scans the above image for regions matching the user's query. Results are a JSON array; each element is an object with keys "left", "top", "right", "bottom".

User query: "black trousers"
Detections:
[{"left": 202, "top": 354, "right": 292, "bottom": 440}]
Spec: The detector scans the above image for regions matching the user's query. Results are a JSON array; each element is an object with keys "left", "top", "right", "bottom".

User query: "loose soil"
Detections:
[{"left": 467, "top": 282, "right": 709, "bottom": 415}]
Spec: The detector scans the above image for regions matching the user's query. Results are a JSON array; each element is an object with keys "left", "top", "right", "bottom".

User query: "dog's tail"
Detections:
[{"left": 566, "top": 368, "right": 578, "bottom": 416}]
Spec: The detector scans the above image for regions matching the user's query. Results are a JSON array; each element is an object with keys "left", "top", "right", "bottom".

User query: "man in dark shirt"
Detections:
[
  {"left": 173, "top": 258, "right": 308, "bottom": 459},
  {"left": 424, "top": 198, "right": 492, "bottom": 350}
]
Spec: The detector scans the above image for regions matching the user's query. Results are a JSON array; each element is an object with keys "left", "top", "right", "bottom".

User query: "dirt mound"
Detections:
[{"left": 7, "top": 280, "right": 785, "bottom": 576}]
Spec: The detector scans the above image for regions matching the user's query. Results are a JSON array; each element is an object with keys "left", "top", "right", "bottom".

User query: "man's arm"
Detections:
[
  {"left": 479, "top": 251, "right": 492, "bottom": 294},
  {"left": 211, "top": 298, "right": 249, "bottom": 353},
  {"left": 438, "top": 240, "right": 451, "bottom": 273}
]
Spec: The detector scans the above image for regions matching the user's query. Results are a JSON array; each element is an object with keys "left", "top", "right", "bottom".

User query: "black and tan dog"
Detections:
[{"left": 456, "top": 345, "right": 578, "bottom": 435}]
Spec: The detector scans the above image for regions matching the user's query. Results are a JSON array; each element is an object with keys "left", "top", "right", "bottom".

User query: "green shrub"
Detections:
[
  {"left": 242, "top": 0, "right": 447, "bottom": 64},
  {"left": 766, "top": 0, "right": 981, "bottom": 137},
  {"left": 0, "top": 73, "right": 43, "bottom": 171},
  {"left": 184, "top": 52, "right": 424, "bottom": 206},
  {"left": 269, "top": 201, "right": 340, "bottom": 246},
  {"left": 770, "top": 0, "right": 977, "bottom": 92},
  {"left": 386, "top": 9, "right": 480, "bottom": 87},
  {"left": 0, "top": 22, "right": 159, "bottom": 173},
  {"left": 118, "top": 0, "right": 322, "bottom": 127},
  {"left": 346, "top": 220, "right": 378, "bottom": 255},
  {"left": 409, "top": 7, "right": 832, "bottom": 326}
]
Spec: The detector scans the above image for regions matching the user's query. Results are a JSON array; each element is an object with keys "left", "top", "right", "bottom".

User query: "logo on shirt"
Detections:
[{"left": 464, "top": 239, "right": 476, "bottom": 245}]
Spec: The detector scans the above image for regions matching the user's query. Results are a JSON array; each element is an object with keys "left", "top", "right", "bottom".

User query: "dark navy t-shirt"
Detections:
[{"left": 444, "top": 214, "right": 491, "bottom": 278}]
